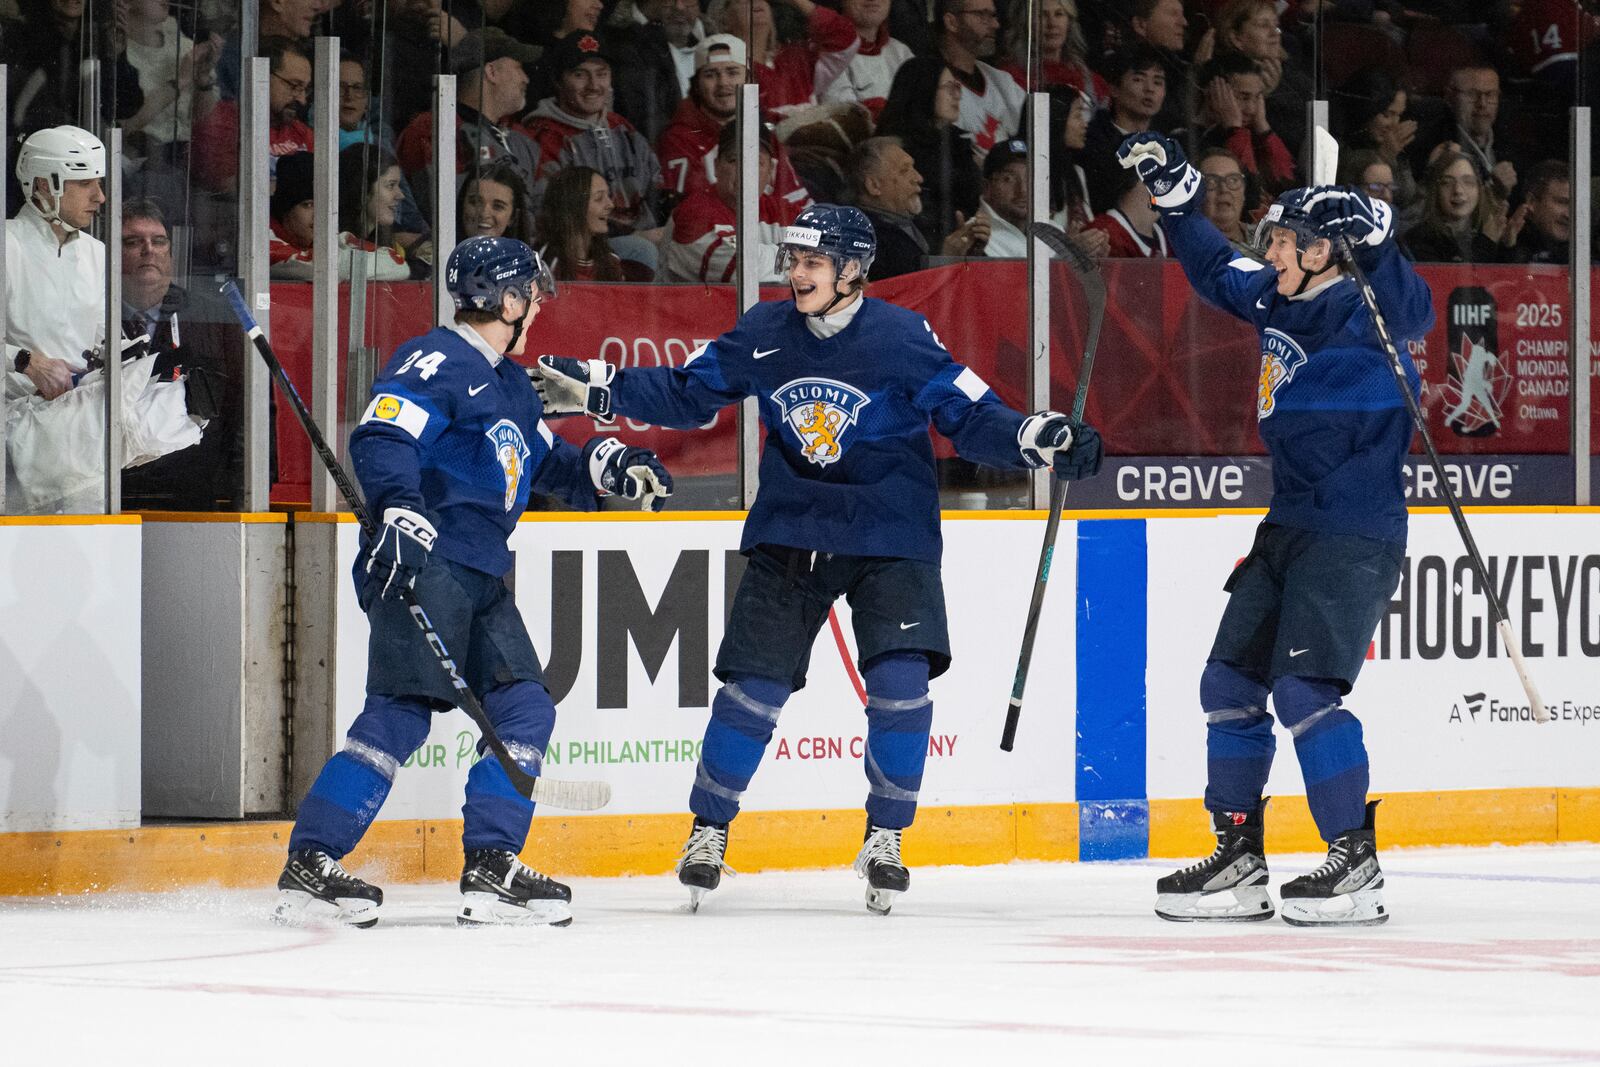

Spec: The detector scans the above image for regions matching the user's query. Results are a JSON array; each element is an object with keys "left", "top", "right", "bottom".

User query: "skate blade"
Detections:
[
  {"left": 457, "top": 892, "right": 573, "bottom": 928},
  {"left": 1280, "top": 887, "right": 1388, "bottom": 927},
  {"left": 271, "top": 889, "right": 379, "bottom": 929},
  {"left": 865, "top": 887, "right": 901, "bottom": 915},
  {"left": 1155, "top": 884, "right": 1274, "bottom": 923},
  {"left": 687, "top": 886, "right": 707, "bottom": 913}
]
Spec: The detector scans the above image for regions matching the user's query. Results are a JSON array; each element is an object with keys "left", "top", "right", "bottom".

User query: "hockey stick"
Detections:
[
  {"left": 1335, "top": 244, "right": 1550, "bottom": 724},
  {"left": 1000, "top": 223, "right": 1107, "bottom": 751},
  {"left": 220, "top": 281, "right": 615, "bottom": 807}
]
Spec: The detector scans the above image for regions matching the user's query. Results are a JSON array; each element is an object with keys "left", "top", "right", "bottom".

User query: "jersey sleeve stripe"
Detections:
[
  {"left": 536, "top": 419, "right": 555, "bottom": 447},
  {"left": 360, "top": 393, "right": 430, "bottom": 439},
  {"left": 953, "top": 366, "right": 990, "bottom": 401}
]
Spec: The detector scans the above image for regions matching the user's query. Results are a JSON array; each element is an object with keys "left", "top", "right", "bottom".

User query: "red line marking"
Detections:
[{"left": 828, "top": 607, "right": 867, "bottom": 706}]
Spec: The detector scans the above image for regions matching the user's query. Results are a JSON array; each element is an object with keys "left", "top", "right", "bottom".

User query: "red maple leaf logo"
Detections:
[{"left": 579, "top": 34, "right": 600, "bottom": 53}]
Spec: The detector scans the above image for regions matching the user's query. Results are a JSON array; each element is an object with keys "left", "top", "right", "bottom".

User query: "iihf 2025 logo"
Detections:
[
  {"left": 771, "top": 377, "right": 871, "bottom": 466},
  {"left": 1257, "top": 327, "right": 1309, "bottom": 419}
]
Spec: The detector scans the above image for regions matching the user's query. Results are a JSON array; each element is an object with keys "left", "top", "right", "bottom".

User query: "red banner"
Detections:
[{"left": 267, "top": 261, "right": 1600, "bottom": 503}]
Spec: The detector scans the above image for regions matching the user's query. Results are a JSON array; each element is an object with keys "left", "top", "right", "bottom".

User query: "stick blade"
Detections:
[
  {"left": 1028, "top": 221, "right": 1100, "bottom": 275},
  {"left": 1312, "top": 126, "right": 1340, "bottom": 187},
  {"left": 529, "top": 776, "right": 613, "bottom": 811}
]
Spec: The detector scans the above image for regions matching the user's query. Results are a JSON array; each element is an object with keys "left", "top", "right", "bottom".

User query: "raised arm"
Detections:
[{"left": 534, "top": 340, "right": 748, "bottom": 431}]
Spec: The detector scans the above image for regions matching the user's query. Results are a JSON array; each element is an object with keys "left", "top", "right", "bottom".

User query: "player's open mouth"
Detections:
[{"left": 793, "top": 283, "right": 817, "bottom": 296}]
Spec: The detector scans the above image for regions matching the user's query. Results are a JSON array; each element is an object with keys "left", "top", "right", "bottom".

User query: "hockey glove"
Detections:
[
  {"left": 534, "top": 355, "right": 615, "bottom": 422},
  {"left": 1117, "top": 132, "right": 1202, "bottom": 215},
  {"left": 586, "top": 437, "right": 674, "bottom": 512},
  {"left": 366, "top": 506, "right": 436, "bottom": 601},
  {"left": 1302, "top": 185, "right": 1394, "bottom": 251},
  {"left": 1018, "top": 412, "right": 1103, "bottom": 481}
]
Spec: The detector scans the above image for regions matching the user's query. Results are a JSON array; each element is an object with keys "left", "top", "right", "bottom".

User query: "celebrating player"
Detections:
[
  {"left": 1117, "top": 132, "right": 1434, "bottom": 926},
  {"left": 273, "top": 236, "right": 672, "bottom": 929},
  {"left": 535, "top": 204, "right": 1103, "bottom": 914}
]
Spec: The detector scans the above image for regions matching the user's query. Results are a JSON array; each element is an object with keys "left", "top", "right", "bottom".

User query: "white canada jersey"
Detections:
[{"left": 958, "top": 62, "right": 1026, "bottom": 160}]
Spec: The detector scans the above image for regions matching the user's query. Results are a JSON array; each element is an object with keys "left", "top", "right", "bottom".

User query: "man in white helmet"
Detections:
[{"left": 5, "top": 125, "right": 109, "bottom": 401}]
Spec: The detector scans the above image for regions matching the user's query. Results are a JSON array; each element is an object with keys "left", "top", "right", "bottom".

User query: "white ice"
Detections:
[{"left": 1, "top": 845, "right": 1595, "bottom": 1066}]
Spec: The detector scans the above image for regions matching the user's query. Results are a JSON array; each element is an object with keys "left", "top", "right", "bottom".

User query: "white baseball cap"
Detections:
[{"left": 694, "top": 33, "right": 747, "bottom": 73}]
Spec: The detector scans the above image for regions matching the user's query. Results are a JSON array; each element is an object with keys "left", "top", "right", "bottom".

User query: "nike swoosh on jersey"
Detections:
[
  {"left": 753, "top": 347, "right": 780, "bottom": 359},
  {"left": 899, "top": 621, "right": 920, "bottom": 630},
  {"left": 1255, "top": 297, "right": 1268, "bottom": 309},
  {"left": 468, "top": 383, "right": 489, "bottom": 396},
  {"left": 1288, "top": 648, "right": 1309, "bottom": 657}
]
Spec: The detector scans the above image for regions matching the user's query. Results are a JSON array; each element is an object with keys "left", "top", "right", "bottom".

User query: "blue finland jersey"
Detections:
[
  {"left": 350, "top": 323, "right": 597, "bottom": 577},
  {"left": 1163, "top": 212, "right": 1435, "bottom": 544},
  {"left": 611, "top": 297, "right": 1031, "bottom": 563}
]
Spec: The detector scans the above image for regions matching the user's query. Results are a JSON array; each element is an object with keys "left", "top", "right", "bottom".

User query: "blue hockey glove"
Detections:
[
  {"left": 366, "top": 506, "right": 436, "bottom": 601},
  {"left": 1117, "top": 132, "right": 1202, "bottom": 215},
  {"left": 1018, "top": 412, "right": 1103, "bottom": 480},
  {"left": 1302, "top": 185, "right": 1394, "bottom": 251},
  {"left": 586, "top": 437, "right": 674, "bottom": 512},
  {"left": 534, "top": 355, "right": 615, "bottom": 422}
]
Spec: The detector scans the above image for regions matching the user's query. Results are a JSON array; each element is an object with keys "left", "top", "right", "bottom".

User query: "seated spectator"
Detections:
[
  {"left": 333, "top": 51, "right": 430, "bottom": 251},
  {"left": 935, "top": 0, "right": 1025, "bottom": 158},
  {"left": 1194, "top": 53, "right": 1295, "bottom": 195},
  {"left": 1331, "top": 67, "right": 1420, "bottom": 233},
  {"left": 1083, "top": 167, "right": 1168, "bottom": 257},
  {"left": 1083, "top": 44, "right": 1167, "bottom": 215},
  {"left": 339, "top": 0, "right": 480, "bottom": 136},
  {"left": 123, "top": 0, "right": 222, "bottom": 162},
  {"left": 393, "top": 29, "right": 543, "bottom": 208},
  {"left": 658, "top": 34, "right": 813, "bottom": 216},
  {"left": 1338, "top": 148, "right": 1397, "bottom": 208},
  {"left": 850, "top": 135, "right": 989, "bottom": 280},
  {"left": 521, "top": 31, "right": 664, "bottom": 242},
  {"left": 1413, "top": 64, "right": 1519, "bottom": 201},
  {"left": 459, "top": 162, "right": 534, "bottom": 242},
  {"left": 192, "top": 36, "right": 314, "bottom": 193},
  {"left": 528, "top": 0, "right": 611, "bottom": 98},
  {"left": 1505, "top": 160, "right": 1571, "bottom": 264},
  {"left": 818, "top": 0, "right": 916, "bottom": 118},
  {"left": 535, "top": 165, "right": 649, "bottom": 282},
  {"left": 876, "top": 55, "right": 981, "bottom": 250},
  {"left": 120, "top": 199, "right": 241, "bottom": 510},
  {"left": 1403, "top": 151, "right": 1511, "bottom": 264},
  {"left": 662, "top": 122, "right": 801, "bottom": 283},
  {"left": 1196, "top": 146, "right": 1252, "bottom": 249},
  {"left": 708, "top": 0, "right": 859, "bottom": 120},
  {"left": 1214, "top": 0, "right": 1308, "bottom": 157},
  {"left": 4, "top": 0, "right": 144, "bottom": 140},
  {"left": 1124, "top": 0, "right": 1189, "bottom": 134},
  {"left": 1506, "top": 0, "right": 1600, "bottom": 102},
  {"left": 268, "top": 150, "right": 413, "bottom": 281},
  {"left": 1046, "top": 89, "right": 1108, "bottom": 257},
  {"left": 974, "top": 139, "right": 1030, "bottom": 257},
  {"left": 611, "top": 0, "right": 706, "bottom": 145},
  {"left": 215, "top": 0, "right": 321, "bottom": 102},
  {"left": 1000, "top": 0, "right": 1109, "bottom": 107}
]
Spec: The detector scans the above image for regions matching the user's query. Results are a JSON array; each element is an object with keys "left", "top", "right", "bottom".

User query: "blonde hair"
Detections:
[{"left": 1004, "top": 0, "right": 1089, "bottom": 68}]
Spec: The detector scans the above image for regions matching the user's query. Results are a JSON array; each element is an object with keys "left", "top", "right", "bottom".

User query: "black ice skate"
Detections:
[
  {"left": 458, "top": 849, "right": 573, "bottom": 927},
  {"left": 676, "top": 818, "right": 734, "bottom": 912},
  {"left": 1280, "top": 800, "right": 1388, "bottom": 927},
  {"left": 854, "top": 824, "right": 909, "bottom": 915},
  {"left": 272, "top": 849, "right": 383, "bottom": 928},
  {"left": 1154, "top": 806, "right": 1273, "bottom": 922}
]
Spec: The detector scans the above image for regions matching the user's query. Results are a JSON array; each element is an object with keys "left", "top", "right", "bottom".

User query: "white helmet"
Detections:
[{"left": 16, "top": 125, "right": 106, "bottom": 229}]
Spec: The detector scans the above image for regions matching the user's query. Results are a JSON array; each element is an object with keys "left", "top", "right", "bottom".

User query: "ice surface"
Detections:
[{"left": 1, "top": 845, "right": 1594, "bottom": 1065}]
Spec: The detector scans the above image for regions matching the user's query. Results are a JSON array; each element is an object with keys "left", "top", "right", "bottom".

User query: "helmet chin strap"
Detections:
[
  {"left": 1289, "top": 245, "right": 1334, "bottom": 296},
  {"left": 31, "top": 183, "right": 77, "bottom": 233},
  {"left": 798, "top": 262, "right": 860, "bottom": 318},
  {"left": 498, "top": 289, "right": 532, "bottom": 353}
]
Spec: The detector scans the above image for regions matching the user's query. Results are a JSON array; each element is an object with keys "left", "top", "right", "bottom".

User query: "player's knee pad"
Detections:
[
  {"left": 480, "top": 680, "right": 557, "bottom": 773},
  {"left": 863, "top": 653, "right": 932, "bottom": 828},
  {"left": 1273, "top": 676, "right": 1369, "bottom": 839},
  {"left": 1271, "top": 676, "right": 1348, "bottom": 738},
  {"left": 1199, "top": 661, "right": 1275, "bottom": 814},
  {"left": 1200, "top": 660, "right": 1270, "bottom": 724},
  {"left": 289, "top": 695, "right": 433, "bottom": 855},
  {"left": 345, "top": 694, "right": 436, "bottom": 779}
]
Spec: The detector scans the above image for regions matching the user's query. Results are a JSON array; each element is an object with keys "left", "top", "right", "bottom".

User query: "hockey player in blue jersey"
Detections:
[
  {"left": 1117, "top": 132, "right": 1435, "bottom": 926},
  {"left": 273, "top": 237, "right": 673, "bottom": 929},
  {"left": 535, "top": 204, "right": 1104, "bottom": 914}
]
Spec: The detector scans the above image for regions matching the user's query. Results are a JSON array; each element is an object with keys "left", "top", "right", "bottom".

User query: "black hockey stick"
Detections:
[
  {"left": 1000, "top": 223, "right": 1108, "bottom": 751},
  {"left": 220, "top": 281, "right": 614, "bottom": 807},
  {"left": 1336, "top": 241, "right": 1549, "bottom": 724}
]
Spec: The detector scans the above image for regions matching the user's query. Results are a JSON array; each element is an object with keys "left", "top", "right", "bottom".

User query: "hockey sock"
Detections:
[
  {"left": 1200, "top": 660, "right": 1275, "bottom": 815},
  {"left": 862, "top": 652, "right": 932, "bottom": 830},
  {"left": 1273, "top": 676, "right": 1370, "bottom": 841},
  {"left": 462, "top": 681, "right": 557, "bottom": 853},
  {"left": 689, "top": 674, "right": 792, "bottom": 825},
  {"left": 288, "top": 694, "right": 433, "bottom": 858}
]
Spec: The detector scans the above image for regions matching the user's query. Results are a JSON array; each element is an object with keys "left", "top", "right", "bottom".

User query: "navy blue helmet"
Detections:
[
  {"left": 776, "top": 203, "right": 877, "bottom": 281},
  {"left": 1253, "top": 188, "right": 1323, "bottom": 254},
  {"left": 445, "top": 236, "right": 555, "bottom": 312}
]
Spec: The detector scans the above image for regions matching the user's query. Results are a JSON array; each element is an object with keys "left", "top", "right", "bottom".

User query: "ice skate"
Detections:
[
  {"left": 457, "top": 849, "right": 573, "bottom": 927},
  {"left": 1155, "top": 806, "right": 1273, "bottom": 922},
  {"left": 272, "top": 849, "right": 383, "bottom": 928},
  {"left": 1280, "top": 801, "right": 1388, "bottom": 927},
  {"left": 854, "top": 824, "right": 909, "bottom": 915},
  {"left": 676, "top": 818, "right": 734, "bottom": 912}
]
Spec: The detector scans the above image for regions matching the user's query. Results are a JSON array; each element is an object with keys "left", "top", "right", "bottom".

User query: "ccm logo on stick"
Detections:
[{"left": 1116, "top": 464, "right": 1245, "bottom": 502}]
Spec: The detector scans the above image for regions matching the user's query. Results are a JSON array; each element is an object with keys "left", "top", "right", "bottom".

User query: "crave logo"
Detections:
[
  {"left": 1256, "top": 328, "right": 1308, "bottom": 419},
  {"left": 484, "top": 418, "right": 530, "bottom": 511},
  {"left": 771, "top": 377, "right": 871, "bottom": 466}
]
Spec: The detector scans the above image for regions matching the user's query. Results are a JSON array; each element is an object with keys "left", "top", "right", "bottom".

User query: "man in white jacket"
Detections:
[{"left": 5, "top": 126, "right": 108, "bottom": 402}]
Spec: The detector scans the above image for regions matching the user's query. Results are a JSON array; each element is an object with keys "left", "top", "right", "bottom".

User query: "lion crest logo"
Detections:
[
  {"left": 484, "top": 418, "right": 530, "bottom": 511},
  {"left": 771, "top": 377, "right": 871, "bottom": 466},
  {"left": 1257, "top": 327, "right": 1309, "bottom": 420}
]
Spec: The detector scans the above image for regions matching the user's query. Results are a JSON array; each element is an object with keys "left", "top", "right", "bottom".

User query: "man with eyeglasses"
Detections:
[
  {"left": 1416, "top": 65, "right": 1520, "bottom": 200},
  {"left": 935, "top": 0, "right": 1024, "bottom": 158},
  {"left": 193, "top": 36, "right": 315, "bottom": 193}
]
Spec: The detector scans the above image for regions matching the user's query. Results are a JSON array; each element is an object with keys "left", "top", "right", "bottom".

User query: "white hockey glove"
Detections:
[
  {"left": 1019, "top": 411, "right": 1104, "bottom": 480},
  {"left": 366, "top": 506, "right": 436, "bottom": 601},
  {"left": 585, "top": 437, "right": 674, "bottom": 512},
  {"left": 534, "top": 355, "right": 615, "bottom": 423}
]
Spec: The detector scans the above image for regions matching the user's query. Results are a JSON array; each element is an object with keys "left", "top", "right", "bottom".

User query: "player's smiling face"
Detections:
[
  {"left": 1264, "top": 227, "right": 1331, "bottom": 295},
  {"left": 788, "top": 251, "right": 855, "bottom": 314}
]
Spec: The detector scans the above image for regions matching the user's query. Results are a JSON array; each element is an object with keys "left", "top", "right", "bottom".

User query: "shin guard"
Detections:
[
  {"left": 461, "top": 681, "right": 558, "bottom": 853},
  {"left": 862, "top": 652, "right": 933, "bottom": 830},
  {"left": 689, "top": 674, "right": 792, "bottom": 825},
  {"left": 1273, "top": 675, "right": 1369, "bottom": 841},
  {"left": 1200, "top": 660, "right": 1275, "bottom": 816}
]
